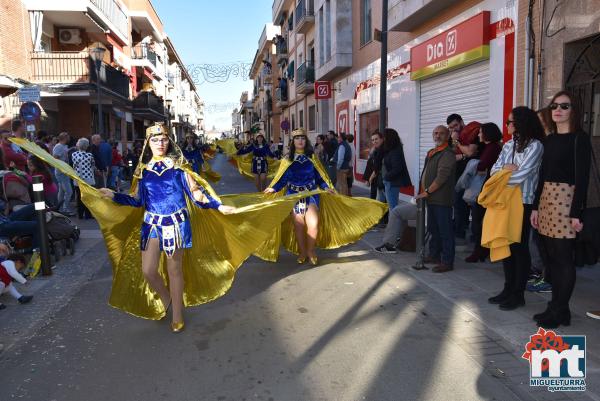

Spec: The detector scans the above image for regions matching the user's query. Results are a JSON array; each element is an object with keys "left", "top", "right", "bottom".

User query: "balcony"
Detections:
[
  {"left": 131, "top": 44, "right": 158, "bottom": 70},
  {"left": 89, "top": 0, "right": 129, "bottom": 41},
  {"left": 275, "top": 39, "right": 288, "bottom": 64},
  {"left": 275, "top": 87, "right": 288, "bottom": 108},
  {"left": 132, "top": 91, "right": 165, "bottom": 121},
  {"left": 272, "top": 0, "right": 295, "bottom": 26},
  {"left": 389, "top": 0, "right": 457, "bottom": 32},
  {"left": 295, "top": 0, "right": 315, "bottom": 34},
  {"left": 30, "top": 51, "right": 129, "bottom": 99},
  {"left": 296, "top": 61, "right": 315, "bottom": 94}
]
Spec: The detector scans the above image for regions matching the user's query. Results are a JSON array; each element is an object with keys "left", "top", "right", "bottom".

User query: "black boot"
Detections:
[
  {"left": 499, "top": 293, "right": 525, "bottom": 311},
  {"left": 537, "top": 307, "right": 571, "bottom": 328},
  {"left": 488, "top": 286, "right": 511, "bottom": 304},
  {"left": 533, "top": 302, "right": 553, "bottom": 322}
]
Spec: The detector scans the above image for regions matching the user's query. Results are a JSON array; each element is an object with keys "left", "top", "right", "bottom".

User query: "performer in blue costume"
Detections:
[
  {"left": 181, "top": 133, "right": 204, "bottom": 174},
  {"left": 99, "top": 124, "right": 235, "bottom": 333},
  {"left": 237, "top": 133, "right": 276, "bottom": 191},
  {"left": 264, "top": 129, "right": 334, "bottom": 265}
]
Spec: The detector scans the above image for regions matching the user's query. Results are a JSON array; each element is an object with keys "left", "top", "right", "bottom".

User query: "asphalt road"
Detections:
[{"left": 1, "top": 154, "right": 531, "bottom": 401}]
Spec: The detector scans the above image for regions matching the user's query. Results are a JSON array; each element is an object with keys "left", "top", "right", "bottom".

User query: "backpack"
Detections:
[{"left": 45, "top": 211, "right": 80, "bottom": 241}]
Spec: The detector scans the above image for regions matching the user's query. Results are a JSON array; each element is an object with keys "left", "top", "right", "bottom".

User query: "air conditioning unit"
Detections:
[{"left": 58, "top": 29, "right": 82, "bottom": 45}]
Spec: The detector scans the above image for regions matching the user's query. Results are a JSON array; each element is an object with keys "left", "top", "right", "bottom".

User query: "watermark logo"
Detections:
[{"left": 522, "top": 328, "right": 586, "bottom": 392}]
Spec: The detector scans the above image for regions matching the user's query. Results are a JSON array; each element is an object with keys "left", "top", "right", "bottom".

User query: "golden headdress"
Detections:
[
  {"left": 134, "top": 122, "right": 188, "bottom": 178},
  {"left": 291, "top": 128, "right": 307, "bottom": 138}
]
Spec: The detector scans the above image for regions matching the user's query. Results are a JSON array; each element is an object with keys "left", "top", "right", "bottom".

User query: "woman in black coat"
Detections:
[{"left": 382, "top": 128, "right": 412, "bottom": 209}]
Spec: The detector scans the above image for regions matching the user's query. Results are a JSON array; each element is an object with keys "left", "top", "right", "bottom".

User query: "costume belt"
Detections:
[
  {"left": 254, "top": 156, "right": 265, "bottom": 161},
  {"left": 289, "top": 181, "right": 316, "bottom": 192},
  {"left": 143, "top": 208, "right": 188, "bottom": 226}
]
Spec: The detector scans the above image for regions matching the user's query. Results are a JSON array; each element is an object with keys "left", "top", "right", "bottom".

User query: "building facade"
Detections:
[{"left": 0, "top": 0, "right": 203, "bottom": 151}]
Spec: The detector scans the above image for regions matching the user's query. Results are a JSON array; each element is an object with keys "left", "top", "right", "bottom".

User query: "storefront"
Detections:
[{"left": 334, "top": 0, "right": 517, "bottom": 201}]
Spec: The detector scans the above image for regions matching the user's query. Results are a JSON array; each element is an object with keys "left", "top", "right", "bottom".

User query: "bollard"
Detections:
[
  {"left": 412, "top": 197, "right": 428, "bottom": 270},
  {"left": 32, "top": 175, "right": 52, "bottom": 276}
]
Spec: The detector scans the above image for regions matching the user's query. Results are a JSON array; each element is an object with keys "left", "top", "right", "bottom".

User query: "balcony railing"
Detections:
[
  {"left": 90, "top": 0, "right": 128, "bottom": 39},
  {"left": 132, "top": 91, "right": 165, "bottom": 120},
  {"left": 30, "top": 51, "right": 129, "bottom": 99},
  {"left": 296, "top": 60, "right": 315, "bottom": 86},
  {"left": 275, "top": 87, "right": 288, "bottom": 106},
  {"left": 295, "top": 0, "right": 315, "bottom": 33},
  {"left": 132, "top": 44, "right": 157, "bottom": 69}
]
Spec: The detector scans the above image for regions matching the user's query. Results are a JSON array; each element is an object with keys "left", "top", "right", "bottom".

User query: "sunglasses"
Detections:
[
  {"left": 505, "top": 120, "right": 514, "bottom": 127},
  {"left": 549, "top": 102, "right": 571, "bottom": 110},
  {"left": 150, "top": 137, "right": 169, "bottom": 144}
]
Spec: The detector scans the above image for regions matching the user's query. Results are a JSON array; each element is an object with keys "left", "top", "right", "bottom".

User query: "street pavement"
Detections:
[{"left": 0, "top": 153, "right": 598, "bottom": 401}]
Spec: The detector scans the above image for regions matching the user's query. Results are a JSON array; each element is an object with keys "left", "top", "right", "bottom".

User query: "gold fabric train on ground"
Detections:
[
  {"left": 11, "top": 138, "right": 317, "bottom": 320},
  {"left": 221, "top": 153, "right": 388, "bottom": 262}
]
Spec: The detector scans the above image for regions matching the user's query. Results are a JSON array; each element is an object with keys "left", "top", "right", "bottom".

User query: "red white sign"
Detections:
[
  {"left": 314, "top": 81, "right": 332, "bottom": 99},
  {"left": 336, "top": 100, "right": 349, "bottom": 134},
  {"left": 410, "top": 11, "right": 490, "bottom": 80}
]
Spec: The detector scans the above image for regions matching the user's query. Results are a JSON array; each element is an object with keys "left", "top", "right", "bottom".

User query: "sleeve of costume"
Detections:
[
  {"left": 508, "top": 141, "right": 543, "bottom": 185},
  {"left": 237, "top": 145, "right": 253, "bottom": 155},
  {"left": 570, "top": 133, "right": 592, "bottom": 218},
  {"left": 266, "top": 146, "right": 276, "bottom": 158},
  {"left": 182, "top": 171, "right": 221, "bottom": 209},
  {"left": 272, "top": 166, "right": 291, "bottom": 192},
  {"left": 113, "top": 185, "right": 144, "bottom": 207},
  {"left": 3, "top": 260, "right": 26, "bottom": 284}
]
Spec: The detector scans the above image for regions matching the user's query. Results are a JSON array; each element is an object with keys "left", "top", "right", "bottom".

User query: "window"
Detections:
[
  {"left": 318, "top": 8, "right": 324, "bottom": 66},
  {"left": 291, "top": 114, "right": 296, "bottom": 130},
  {"left": 360, "top": 0, "right": 372, "bottom": 46},
  {"left": 127, "top": 122, "right": 133, "bottom": 141},
  {"left": 288, "top": 12, "right": 294, "bottom": 31},
  {"left": 325, "top": 0, "right": 331, "bottom": 60},
  {"left": 359, "top": 109, "right": 387, "bottom": 160},
  {"left": 115, "top": 118, "right": 122, "bottom": 141},
  {"left": 299, "top": 110, "right": 304, "bottom": 128},
  {"left": 308, "top": 105, "right": 316, "bottom": 131}
]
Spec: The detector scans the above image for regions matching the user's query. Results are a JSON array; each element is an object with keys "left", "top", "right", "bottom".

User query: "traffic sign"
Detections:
[
  {"left": 280, "top": 119, "right": 290, "bottom": 131},
  {"left": 18, "top": 85, "right": 41, "bottom": 102},
  {"left": 314, "top": 81, "right": 332, "bottom": 99},
  {"left": 20, "top": 102, "right": 42, "bottom": 122}
]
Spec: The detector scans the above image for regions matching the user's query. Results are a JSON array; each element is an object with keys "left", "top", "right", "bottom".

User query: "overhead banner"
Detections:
[{"left": 410, "top": 11, "right": 490, "bottom": 80}]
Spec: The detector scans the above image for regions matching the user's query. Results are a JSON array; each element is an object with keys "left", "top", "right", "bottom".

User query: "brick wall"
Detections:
[{"left": 0, "top": 0, "right": 33, "bottom": 79}]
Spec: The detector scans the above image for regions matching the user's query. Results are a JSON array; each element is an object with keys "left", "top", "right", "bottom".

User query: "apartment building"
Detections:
[{"left": 0, "top": 0, "right": 203, "bottom": 148}]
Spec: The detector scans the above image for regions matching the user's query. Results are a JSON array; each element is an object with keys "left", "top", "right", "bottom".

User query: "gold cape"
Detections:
[
  {"left": 200, "top": 160, "right": 221, "bottom": 182},
  {"left": 216, "top": 139, "right": 280, "bottom": 180},
  {"left": 220, "top": 154, "right": 388, "bottom": 261},
  {"left": 11, "top": 138, "right": 314, "bottom": 320}
]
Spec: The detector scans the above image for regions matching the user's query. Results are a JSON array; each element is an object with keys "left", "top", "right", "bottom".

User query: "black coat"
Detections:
[{"left": 382, "top": 146, "right": 412, "bottom": 187}]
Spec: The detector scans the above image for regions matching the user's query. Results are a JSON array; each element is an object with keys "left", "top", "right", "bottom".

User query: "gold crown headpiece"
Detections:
[
  {"left": 146, "top": 123, "right": 167, "bottom": 138},
  {"left": 291, "top": 128, "right": 306, "bottom": 138}
]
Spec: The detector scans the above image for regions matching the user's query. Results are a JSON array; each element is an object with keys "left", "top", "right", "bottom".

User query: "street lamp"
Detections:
[
  {"left": 89, "top": 46, "right": 106, "bottom": 138},
  {"left": 165, "top": 98, "right": 172, "bottom": 136}
]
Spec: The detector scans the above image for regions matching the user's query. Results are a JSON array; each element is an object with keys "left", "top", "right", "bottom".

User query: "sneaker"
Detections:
[
  {"left": 18, "top": 295, "right": 33, "bottom": 304},
  {"left": 526, "top": 278, "right": 552, "bottom": 293},
  {"left": 375, "top": 244, "right": 397, "bottom": 254},
  {"left": 527, "top": 273, "right": 542, "bottom": 284},
  {"left": 586, "top": 310, "right": 600, "bottom": 320}
]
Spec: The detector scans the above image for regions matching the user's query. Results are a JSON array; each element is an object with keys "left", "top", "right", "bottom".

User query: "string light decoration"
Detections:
[{"left": 187, "top": 61, "right": 252, "bottom": 85}]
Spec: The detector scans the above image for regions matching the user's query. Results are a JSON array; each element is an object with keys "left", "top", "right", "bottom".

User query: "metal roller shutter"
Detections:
[{"left": 419, "top": 61, "right": 490, "bottom": 172}]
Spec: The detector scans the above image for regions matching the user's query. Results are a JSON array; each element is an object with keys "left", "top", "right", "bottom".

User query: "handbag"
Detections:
[{"left": 463, "top": 173, "right": 486, "bottom": 205}]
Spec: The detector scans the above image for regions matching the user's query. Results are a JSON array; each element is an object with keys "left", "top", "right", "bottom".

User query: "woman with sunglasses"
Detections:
[
  {"left": 531, "top": 91, "right": 592, "bottom": 328},
  {"left": 488, "top": 107, "right": 544, "bottom": 311},
  {"left": 264, "top": 128, "right": 386, "bottom": 265}
]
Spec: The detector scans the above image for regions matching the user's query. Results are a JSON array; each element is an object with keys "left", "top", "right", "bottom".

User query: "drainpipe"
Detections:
[
  {"left": 524, "top": 14, "right": 532, "bottom": 108},
  {"left": 536, "top": 0, "right": 546, "bottom": 110}
]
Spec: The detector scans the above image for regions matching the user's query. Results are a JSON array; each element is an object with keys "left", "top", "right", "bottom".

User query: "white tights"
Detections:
[{"left": 0, "top": 282, "right": 23, "bottom": 300}]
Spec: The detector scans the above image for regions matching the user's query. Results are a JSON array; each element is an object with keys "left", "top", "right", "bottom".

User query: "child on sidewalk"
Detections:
[{"left": 0, "top": 244, "right": 33, "bottom": 309}]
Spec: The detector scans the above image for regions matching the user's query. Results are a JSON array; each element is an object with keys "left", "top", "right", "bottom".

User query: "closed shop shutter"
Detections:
[{"left": 418, "top": 61, "right": 490, "bottom": 172}]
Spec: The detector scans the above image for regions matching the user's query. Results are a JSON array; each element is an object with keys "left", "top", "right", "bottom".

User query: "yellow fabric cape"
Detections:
[
  {"left": 11, "top": 138, "right": 315, "bottom": 320},
  {"left": 221, "top": 154, "right": 388, "bottom": 261},
  {"left": 200, "top": 160, "right": 221, "bottom": 182},
  {"left": 216, "top": 139, "right": 280, "bottom": 180}
]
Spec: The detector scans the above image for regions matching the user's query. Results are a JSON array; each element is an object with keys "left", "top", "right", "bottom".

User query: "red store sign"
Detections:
[{"left": 410, "top": 11, "right": 490, "bottom": 80}]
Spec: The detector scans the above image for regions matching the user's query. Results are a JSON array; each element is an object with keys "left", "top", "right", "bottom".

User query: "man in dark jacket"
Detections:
[
  {"left": 416, "top": 125, "right": 456, "bottom": 273},
  {"left": 333, "top": 132, "right": 352, "bottom": 195}
]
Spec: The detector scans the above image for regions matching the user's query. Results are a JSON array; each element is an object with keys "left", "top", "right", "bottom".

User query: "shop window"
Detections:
[
  {"left": 308, "top": 105, "right": 316, "bottom": 131},
  {"left": 360, "top": 0, "right": 372, "bottom": 46}
]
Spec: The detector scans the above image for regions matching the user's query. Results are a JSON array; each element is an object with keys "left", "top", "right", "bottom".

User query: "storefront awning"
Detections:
[{"left": 0, "top": 75, "right": 23, "bottom": 97}]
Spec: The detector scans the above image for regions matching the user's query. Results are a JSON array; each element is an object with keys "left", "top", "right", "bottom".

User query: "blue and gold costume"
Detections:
[
  {"left": 182, "top": 145, "right": 205, "bottom": 175},
  {"left": 236, "top": 143, "right": 275, "bottom": 174},
  {"left": 271, "top": 151, "right": 329, "bottom": 214},
  {"left": 112, "top": 156, "right": 220, "bottom": 257}
]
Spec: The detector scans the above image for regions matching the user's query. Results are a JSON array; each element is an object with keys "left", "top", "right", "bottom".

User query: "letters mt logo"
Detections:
[{"left": 522, "top": 328, "right": 586, "bottom": 392}]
